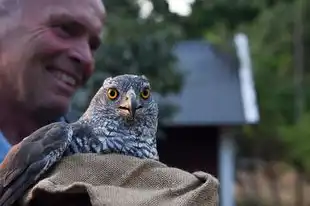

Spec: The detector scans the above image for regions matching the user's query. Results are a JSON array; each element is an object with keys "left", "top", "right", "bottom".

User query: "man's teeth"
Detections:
[{"left": 53, "top": 71, "right": 76, "bottom": 86}]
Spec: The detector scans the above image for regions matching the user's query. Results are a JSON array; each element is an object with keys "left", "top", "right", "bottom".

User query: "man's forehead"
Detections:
[
  {"left": 24, "top": 0, "right": 104, "bottom": 8},
  {"left": 0, "top": 0, "right": 20, "bottom": 16},
  {"left": 18, "top": 0, "right": 106, "bottom": 33},
  {"left": 22, "top": 0, "right": 105, "bottom": 20},
  {"left": 46, "top": 8, "right": 104, "bottom": 33}
]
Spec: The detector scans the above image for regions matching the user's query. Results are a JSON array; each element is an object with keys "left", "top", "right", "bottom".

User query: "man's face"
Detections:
[{"left": 0, "top": 0, "right": 105, "bottom": 119}]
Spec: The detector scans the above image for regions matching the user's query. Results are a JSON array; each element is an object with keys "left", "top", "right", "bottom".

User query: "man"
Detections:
[{"left": 0, "top": 0, "right": 106, "bottom": 162}]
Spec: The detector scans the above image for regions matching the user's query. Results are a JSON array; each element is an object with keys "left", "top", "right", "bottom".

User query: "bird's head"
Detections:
[{"left": 85, "top": 74, "right": 158, "bottom": 125}]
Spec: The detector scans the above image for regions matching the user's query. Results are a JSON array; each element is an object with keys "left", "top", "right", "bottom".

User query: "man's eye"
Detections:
[
  {"left": 52, "top": 23, "right": 81, "bottom": 38},
  {"left": 89, "top": 37, "right": 101, "bottom": 51}
]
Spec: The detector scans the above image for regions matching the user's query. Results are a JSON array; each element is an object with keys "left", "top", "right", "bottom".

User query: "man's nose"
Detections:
[{"left": 68, "top": 40, "right": 94, "bottom": 80}]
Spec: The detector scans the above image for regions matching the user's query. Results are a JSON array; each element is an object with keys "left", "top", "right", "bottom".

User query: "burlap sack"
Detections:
[{"left": 20, "top": 153, "right": 219, "bottom": 206}]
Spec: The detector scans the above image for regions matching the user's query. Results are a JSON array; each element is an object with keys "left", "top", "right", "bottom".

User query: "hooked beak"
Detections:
[
  {"left": 119, "top": 91, "right": 141, "bottom": 119},
  {"left": 128, "top": 95, "right": 137, "bottom": 118}
]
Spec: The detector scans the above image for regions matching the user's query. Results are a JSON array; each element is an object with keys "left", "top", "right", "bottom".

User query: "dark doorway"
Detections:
[{"left": 157, "top": 126, "right": 219, "bottom": 177}]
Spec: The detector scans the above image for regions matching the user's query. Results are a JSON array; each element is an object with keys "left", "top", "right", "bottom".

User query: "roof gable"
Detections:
[{"left": 163, "top": 39, "right": 259, "bottom": 126}]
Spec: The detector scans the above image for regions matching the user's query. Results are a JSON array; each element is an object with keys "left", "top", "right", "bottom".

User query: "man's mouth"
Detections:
[
  {"left": 46, "top": 66, "right": 80, "bottom": 88},
  {"left": 52, "top": 70, "right": 77, "bottom": 87}
]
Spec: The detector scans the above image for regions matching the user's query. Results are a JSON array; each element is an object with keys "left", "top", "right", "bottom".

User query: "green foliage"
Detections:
[
  {"left": 280, "top": 113, "right": 310, "bottom": 172},
  {"left": 176, "top": 0, "right": 310, "bottom": 172},
  {"left": 238, "top": 0, "right": 310, "bottom": 170}
]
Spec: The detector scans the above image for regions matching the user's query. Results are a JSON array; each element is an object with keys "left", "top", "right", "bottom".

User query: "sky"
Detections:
[
  {"left": 139, "top": 0, "right": 195, "bottom": 18},
  {"left": 166, "top": 0, "right": 195, "bottom": 16}
]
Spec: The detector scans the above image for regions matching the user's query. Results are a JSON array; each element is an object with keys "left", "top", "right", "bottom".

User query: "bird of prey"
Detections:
[{"left": 0, "top": 74, "right": 159, "bottom": 206}]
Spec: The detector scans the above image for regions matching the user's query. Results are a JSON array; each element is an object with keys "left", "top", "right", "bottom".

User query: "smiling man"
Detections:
[{"left": 0, "top": 0, "right": 106, "bottom": 161}]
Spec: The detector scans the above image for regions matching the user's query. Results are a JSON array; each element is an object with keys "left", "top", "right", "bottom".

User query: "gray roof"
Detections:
[{"left": 162, "top": 40, "right": 259, "bottom": 126}]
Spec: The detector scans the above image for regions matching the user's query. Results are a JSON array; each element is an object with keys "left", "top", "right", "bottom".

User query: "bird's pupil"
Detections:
[
  {"left": 110, "top": 91, "right": 115, "bottom": 96},
  {"left": 142, "top": 90, "right": 149, "bottom": 97}
]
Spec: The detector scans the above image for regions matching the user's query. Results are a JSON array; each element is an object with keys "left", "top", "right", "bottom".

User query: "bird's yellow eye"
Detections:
[
  {"left": 140, "top": 88, "right": 150, "bottom": 100},
  {"left": 107, "top": 88, "right": 119, "bottom": 100}
]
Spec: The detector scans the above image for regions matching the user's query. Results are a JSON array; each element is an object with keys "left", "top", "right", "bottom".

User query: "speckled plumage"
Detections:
[
  {"left": 65, "top": 74, "right": 159, "bottom": 160},
  {"left": 0, "top": 74, "right": 159, "bottom": 206}
]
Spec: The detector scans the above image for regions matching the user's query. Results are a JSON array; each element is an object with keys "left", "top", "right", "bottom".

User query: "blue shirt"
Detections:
[
  {"left": 0, "top": 116, "right": 67, "bottom": 162},
  {"left": 0, "top": 132, "right": 11, "bottom": 162}
]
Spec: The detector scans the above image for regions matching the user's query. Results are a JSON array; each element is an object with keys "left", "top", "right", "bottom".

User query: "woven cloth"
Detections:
[{"left": 19, "top": 153, "right": 219, "bottom": 206}]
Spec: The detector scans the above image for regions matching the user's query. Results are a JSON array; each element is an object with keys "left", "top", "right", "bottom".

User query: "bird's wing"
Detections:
[
  {"left": 65, "top": 122, "right": 104, "bottom": 154},
  {"left": 0, "top": 122, "right": 73, "bottom": 206}
]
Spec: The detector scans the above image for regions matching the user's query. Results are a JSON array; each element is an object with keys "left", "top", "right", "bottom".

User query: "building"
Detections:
[{"left": 157, "top": 33, "right": 260, "bottom": 206}]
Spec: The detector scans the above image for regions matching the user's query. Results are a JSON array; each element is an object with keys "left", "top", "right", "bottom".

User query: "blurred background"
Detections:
[{"left": 70, "top": 0, "right": 309, "bottom": 205}]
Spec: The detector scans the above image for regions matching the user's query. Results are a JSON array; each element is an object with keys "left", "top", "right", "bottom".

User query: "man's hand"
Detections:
[{"left": 0, "top": 122, "right": 73, "bottom": 206}]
